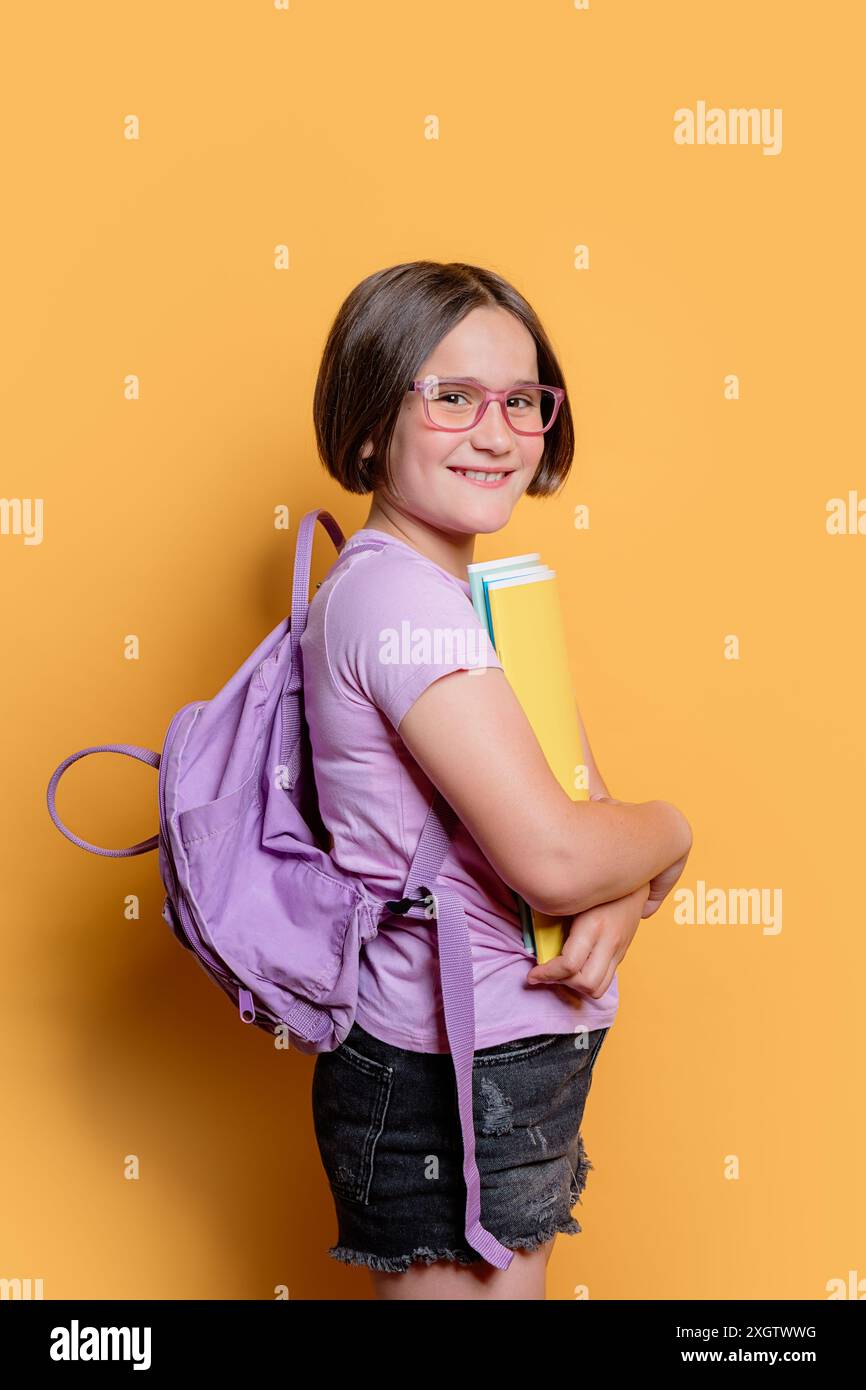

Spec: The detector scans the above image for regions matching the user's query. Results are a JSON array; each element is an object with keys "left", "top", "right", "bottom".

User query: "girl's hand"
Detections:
[
  {"left": 526, "top": 880, "right": 651, "bottom": 999},
  {"left": 640, "top": 848, "right": 690, "bottom": 918}
]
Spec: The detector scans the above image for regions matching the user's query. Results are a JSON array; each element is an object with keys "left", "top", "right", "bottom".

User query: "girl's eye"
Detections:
[{"left": 507, "top": 395, "right": 533, "bottom": 410}]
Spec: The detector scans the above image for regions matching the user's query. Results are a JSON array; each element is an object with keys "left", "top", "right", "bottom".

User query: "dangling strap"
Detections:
[{"left": 386, "top": 792, "right": 514, "bottom": 1270}]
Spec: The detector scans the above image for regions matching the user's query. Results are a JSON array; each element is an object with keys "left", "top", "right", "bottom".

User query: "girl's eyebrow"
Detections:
[{"left": 438, "top": 375, "right": 543, "bottom": 386}]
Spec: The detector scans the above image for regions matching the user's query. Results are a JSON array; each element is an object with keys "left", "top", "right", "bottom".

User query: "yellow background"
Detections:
[{"left": 2, "top": 0, "right": 863, "bottom": 1300}]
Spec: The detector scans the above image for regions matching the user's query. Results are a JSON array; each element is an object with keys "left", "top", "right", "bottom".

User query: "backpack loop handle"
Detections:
[{"left": 46, "top": 744, "right": 161, "bottom": 858}]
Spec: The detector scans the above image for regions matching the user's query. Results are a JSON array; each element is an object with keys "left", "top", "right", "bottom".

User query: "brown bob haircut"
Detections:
[{"left": 313, "top": 261, "right": 575, "bottom": 498}]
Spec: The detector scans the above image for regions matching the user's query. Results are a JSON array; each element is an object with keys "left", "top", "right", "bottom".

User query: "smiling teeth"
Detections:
[{"left": 453, "top": 470, "right": 506, "bottom": 482}]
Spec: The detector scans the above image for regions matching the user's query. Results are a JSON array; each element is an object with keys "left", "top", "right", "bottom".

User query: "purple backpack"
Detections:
[{"left": 46, "top": 506, "right": 513, "bottom": 1270}]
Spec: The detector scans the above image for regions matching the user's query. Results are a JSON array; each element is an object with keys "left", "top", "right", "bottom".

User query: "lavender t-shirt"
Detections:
[{"left": 300, "top": 527, "right": 619, "bottom": 1052}]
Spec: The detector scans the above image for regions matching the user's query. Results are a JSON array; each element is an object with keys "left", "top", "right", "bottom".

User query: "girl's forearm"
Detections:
[{"left": 535, "top": 799, "right": 692, "bottom": 918}]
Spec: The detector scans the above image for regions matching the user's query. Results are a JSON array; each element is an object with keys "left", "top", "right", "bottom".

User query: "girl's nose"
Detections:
[{"left": 471, "top": 398, "right": 513, "bottom": 445}]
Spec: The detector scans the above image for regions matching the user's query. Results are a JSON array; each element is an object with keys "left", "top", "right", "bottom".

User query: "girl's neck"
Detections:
[{"left": 361, "top": 501, "right": 476, "bottom": 584}]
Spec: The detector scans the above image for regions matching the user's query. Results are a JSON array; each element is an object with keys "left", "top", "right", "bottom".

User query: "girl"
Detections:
[{"left": 300, "top": 261, "right": 692, "bottom": 1301}]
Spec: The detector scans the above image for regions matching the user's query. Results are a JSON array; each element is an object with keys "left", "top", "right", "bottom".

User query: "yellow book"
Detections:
[{"left": 484, "top": 567, "right": 587, "bottom": 964}]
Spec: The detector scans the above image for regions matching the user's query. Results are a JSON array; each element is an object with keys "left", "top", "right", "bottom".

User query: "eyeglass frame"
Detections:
[{"left": 407, "top": 375, "right": 566, "bottom": 436}]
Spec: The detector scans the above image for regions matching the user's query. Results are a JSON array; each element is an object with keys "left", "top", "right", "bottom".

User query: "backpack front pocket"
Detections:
[{"left": 178, "top": 775, "right": 371, "bottom": 1008}]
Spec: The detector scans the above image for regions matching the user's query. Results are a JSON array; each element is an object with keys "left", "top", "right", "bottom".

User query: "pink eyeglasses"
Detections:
[{"left": 408, "top": 375, "right": 565, "bottom": 436}]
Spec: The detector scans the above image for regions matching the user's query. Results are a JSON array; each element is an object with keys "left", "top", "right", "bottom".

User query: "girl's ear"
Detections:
[
  {"left": 358, "top": 443, "right": 375, "bottom": 491},
  {"left": 359, "top": 439, "right": 377, "bottom": 489}
]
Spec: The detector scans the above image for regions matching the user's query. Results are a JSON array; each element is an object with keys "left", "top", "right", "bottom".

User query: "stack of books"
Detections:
[{"left": 466, "top": 551, "right": 587, "bottom": 965}]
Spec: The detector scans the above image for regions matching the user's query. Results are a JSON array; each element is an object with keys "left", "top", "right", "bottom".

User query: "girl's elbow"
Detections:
[{"left": 510, "top": 848, "right": 591, "bottom": 919}]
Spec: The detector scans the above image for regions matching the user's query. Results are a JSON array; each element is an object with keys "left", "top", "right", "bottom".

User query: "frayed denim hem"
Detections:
[
  {"left": 327, "top": 1244, "right": 483, "bottom": 1273},
  {"left": 326, "top": 1135, "right": 597, "bottom": 1273},
  {"left": 569, "top": 1131, "right": 594, "bottom": 1209},
  {"left": 327, "top": 1214, "right": 587, "bottom": 1273}
]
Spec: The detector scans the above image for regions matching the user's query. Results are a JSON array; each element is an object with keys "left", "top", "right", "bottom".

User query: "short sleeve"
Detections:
[{"left": 323, "top": 546, "right": 504, "bottom": 728}]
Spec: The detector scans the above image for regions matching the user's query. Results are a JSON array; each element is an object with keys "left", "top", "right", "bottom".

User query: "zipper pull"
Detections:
[{"left": 238, "top": 988, "right": 256, "bottom": 1024}]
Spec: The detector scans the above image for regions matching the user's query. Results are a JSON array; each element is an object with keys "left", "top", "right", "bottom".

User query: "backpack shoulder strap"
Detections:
[
  {"left": 399, "top": 790, "right": 458, "bottom": 901},
  {"left": 289, "top": 508, "right": 345, "bottom": 681}
]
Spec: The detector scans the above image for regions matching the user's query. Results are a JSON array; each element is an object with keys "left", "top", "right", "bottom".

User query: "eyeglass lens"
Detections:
[{"left": 422, "top": 381, "right": 558, "bottom": 433}]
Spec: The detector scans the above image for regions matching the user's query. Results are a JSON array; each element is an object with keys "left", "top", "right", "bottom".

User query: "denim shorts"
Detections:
[{"left": 311, "top": 1021, "right": 610, "bottom": 1274}]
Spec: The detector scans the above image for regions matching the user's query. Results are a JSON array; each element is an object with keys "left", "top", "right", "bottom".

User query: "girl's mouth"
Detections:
[{"left": 448, "top": 468, "right": 513, "bottom": 489}]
